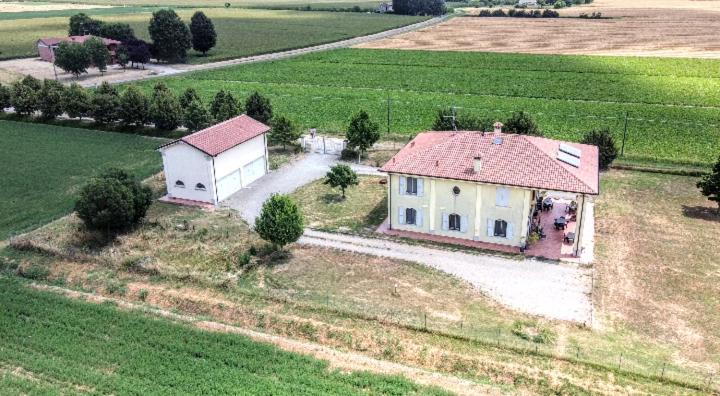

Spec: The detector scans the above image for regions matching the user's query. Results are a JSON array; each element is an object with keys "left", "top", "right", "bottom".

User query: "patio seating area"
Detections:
[{"left": 525, "top": 197, "right": 578, "bottom": 261}]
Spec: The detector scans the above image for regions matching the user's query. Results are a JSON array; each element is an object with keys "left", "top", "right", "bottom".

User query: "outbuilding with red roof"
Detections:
[{"left": 157, "top": 114, "right": 270, "bottom": 205}]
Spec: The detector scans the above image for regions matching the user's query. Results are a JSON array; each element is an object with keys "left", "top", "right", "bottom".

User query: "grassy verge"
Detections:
[
  {"left": 147, "top": 48, "right": 720, "bottom": 167},
  {"left": 0, "top": 120, "right": 162, "bottom": 240},
  {"left": 0, "top": 8, "right": 425, "bottom": 62},
  {"left": 0, "top": 277, "right": 448, "bottom": 395}
]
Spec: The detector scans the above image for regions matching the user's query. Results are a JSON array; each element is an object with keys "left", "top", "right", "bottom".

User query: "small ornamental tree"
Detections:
[
  {"left": 148, "top": 9, "right": 192, "bottom": 63},
  {"left": 504, "top": 111, "right": 542, "bottom": 136},
  {"left": 581, "top": 128, "right": 618, "bottom": 171},
  {"left": 64, "top": 83, "right": 90, "bottom": 119},
  {"left": 90, "top": 90, "right": 120, "bottom": 125},
  {"left": 21, "top": 75, "right": 42, "bottom": 91},
  {"left": 119, "top": 85, "right": 150, "bottom": 127},
  {"left": 244, "top": 91, "right": 272, "bottom": 124},
  {"left": 97, "top": 81, "right": 118, "bottom": 96},
  {"left": 324, "top": 164, "right": 358, "bottom": 198},
  {"left": 346, "top": 110, "right": 380, "bottom": 162},
  {"left": 85, "top": 37, "right": 110, "bottom": 75},
  {"left": 10, "top": 78, "right": 39, "bottom": 116},
  {"left": 54, "top": 41, "right": 91, "bottom": 78},
  {"left": 99, "top": 168, "right": 153, "bottom": 222},
  {"left": 179, "top": 87, "right": 200, "bottom": 109},
  {"left": 38, "top": 79, "right": 66, "bottom": 120},
  {"left": 210, "top": 90, "right": 240, "bottom": 121},
  {"left": 126, "top": 39, "right": 151, "bottom": 69},
  {"left": 697, "top": 156, "right": 720, "bottom": 214},
  {"left": 254, "top": 194, "right": 304, "bottom": 251},
  {"left": 183, "top": 97, "right": 213, "bottom": 132},
  {"left": 150, "top": 88, "right": 183, "bottom": 131},
  {"left": 189, "top": 11, "right": 217, "bottom": 56},
  {"left": 0, "top": 83, "right": 11, "bottom": 112},
  {"left": 269, "top": 115, "right": 301, "bottom": 150}
]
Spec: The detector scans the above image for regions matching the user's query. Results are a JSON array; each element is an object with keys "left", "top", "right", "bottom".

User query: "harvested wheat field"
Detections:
[
  {"left": 0, "top": 2, "right": 112, "bottom": 12},
  {"left": 358, "top": 0, "right": 720, "bottom": 58}
]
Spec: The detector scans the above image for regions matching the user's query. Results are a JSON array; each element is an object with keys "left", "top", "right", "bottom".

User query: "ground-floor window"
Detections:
[
  {"left": 449, "top": 213, "right": 461, "bottom": 231},
  {"left": 405, "top": 208, "right": 417, "bottom": 225},
  {"left": 494, "top": 219, "right": 507, "bottom": 237}
]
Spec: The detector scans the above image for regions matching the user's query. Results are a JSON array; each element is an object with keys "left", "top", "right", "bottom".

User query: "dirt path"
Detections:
[
  {"left": 299, "top": 230, "right": 593, "bottom": 324},
  {"left": 29, "top": 283, "right": 499, "bottom": 396}
]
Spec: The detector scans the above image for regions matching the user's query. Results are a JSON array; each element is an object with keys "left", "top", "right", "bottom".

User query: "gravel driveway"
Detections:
[
  {"left": 221, "top": 152, "right": 380, "bottom": 225},
  {"left": 300, "top": 230, "right": 593, "bottom": 324}
]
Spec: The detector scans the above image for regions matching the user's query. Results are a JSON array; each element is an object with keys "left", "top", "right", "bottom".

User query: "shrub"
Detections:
[
  {"left": 189, "top": 11, "right": 217, "bottom": 56},
  {"left": 432, "top": 107, "right": 493, "bottom": 131},
  {"left": 10, "top": 77, "right": 40, "bottom": 116},
  {"left": 554, "top": 0, "right": 566, "bottom": 8},
  {"left": 38, "top": 79, "right": 65, "bottom": 120},
  {"left": 504, "top": 111, "right": 542, "bottom": 136},
  {"left": 0, "top": 83, "right": 10, "bottom": 111},
  {"left": 149, "top": 88, "right": 183, "bottom": 131},
  {"left": 269, "top": 115, "right": 302, "bottom": 150},
  {"left": 119, "top": 85, "right": 150, "bottom": 127},
  {"left": 17, "top": 263, "right": 50, "bottom": 281},
  {"left": 491, "top": 9, "right": 506, "bottom": 16},
  {"left": 511, "top": 320, "right": 556, "bottom": 344},
  {"left": 581, "top": 128, "right": 618, "bottom": 170},
  {"left": 105, "top": 279, "right": 128, "bottom": 295},
  {"left": 64, "top": 83, "right": 90, "bottom": 119},
  {"left": 324, "top": 164, "right": 359, "bottom": 198},
  {"left": 244, "top": 91, "right": 273, "bottom": 124},
  {"left": 392, "top": 0, "right": 446, "bottom": 16},
  {"left": 90, "top": 90, "right": 120, "bottom": 125},
  {"left": 148, "top": 9, "right": 192, "bottom": 63},
  {"left": 179, "top": 87, "right": 200, "bottom": 109},
  {"left": 183, "top": 97, "right": 213, "bottom": 132},
  {"left": 254, "top": 194, "right": 304, "bottom": 251},
  {"left": 210, "top": 90, "right": 240, "bottom": 122},
  {"left": 542, "top": 9, "right": 559, "bottom": 17},
  {"left": 54, "top": 41, "right": 91, "bottom": 78},
  {"left": 346, "top": 110, "right": 380, "bottom": 161},
  {"left": 697, "top": 156, "right": 720, "bottom": 214},
  {"left": 138, "top": 289, "right": 149, "bottom": 301}
]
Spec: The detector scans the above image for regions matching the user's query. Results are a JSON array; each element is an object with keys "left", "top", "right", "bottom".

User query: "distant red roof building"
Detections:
[
  {"left": 162, "top": 114, "right": 270, "bottom": 157},
  {"left": 37, "top": 35, "right": 122, "bottom": 63},
  {"left": 381, "top": 132, "right": 599, "bottom": 195}
]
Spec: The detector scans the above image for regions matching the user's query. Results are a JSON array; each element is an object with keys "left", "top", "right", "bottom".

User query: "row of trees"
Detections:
[{"left": 392, "top": 0, "right": 446, "bottom": 15}]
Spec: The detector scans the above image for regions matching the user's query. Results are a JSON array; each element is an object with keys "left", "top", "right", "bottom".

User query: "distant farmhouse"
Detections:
[
  {"left": 158, "top": 115, "right": 270, "bottom": 205},
  {"left": 381, "top": 126, "right": 599, "bottom": 258},
  {"left": 377, "top": 2, "right": 393, "bottom": 13},
  {"left": 517, "top": 0, "right": 539, "bottom": 6},
  {"left": 37, "top": 35, "right": 121, "bottom": 63}
]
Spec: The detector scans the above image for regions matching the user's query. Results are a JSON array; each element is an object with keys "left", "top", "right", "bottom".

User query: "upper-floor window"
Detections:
[
  {"left": 195, "top": 183, "right": 206, "bottom": 191},
  {"left": 448, "top": 213, "right": 461, "bottom": 231},
  {"left": 406, "top": 177, "right": 418, "bottom": 195},
  {"left": 495, "top": 187, "right": 510, "bottom": 207},
  {"left": 175, "top": 180, "right": 185, "bottom": 188}
]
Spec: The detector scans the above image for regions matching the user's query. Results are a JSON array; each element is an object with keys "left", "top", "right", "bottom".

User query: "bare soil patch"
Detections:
[{"left": 358, "top": 2, "right": 720, "bottom": 58}]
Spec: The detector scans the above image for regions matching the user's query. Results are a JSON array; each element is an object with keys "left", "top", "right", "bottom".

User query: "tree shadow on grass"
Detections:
[
  {"left": 321, "top": 193, "right": 345, "bottom": 204},
  {"left": 682, "top": 205, "right": 720, "bottom": 223},
  {"left": 364, "top": 196, "right": 388, "bottom": 229}
]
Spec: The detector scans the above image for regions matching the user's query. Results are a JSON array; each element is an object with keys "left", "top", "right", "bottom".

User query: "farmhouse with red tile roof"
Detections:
[
  {"left": 157, "top": 115, "right": 270, "bottom": 205},
  {"left": 37, "top": 35, "right": 121, "bottom": 63},
  {"left": 380, "top": 127, "right": 599, "bottom": 258}
]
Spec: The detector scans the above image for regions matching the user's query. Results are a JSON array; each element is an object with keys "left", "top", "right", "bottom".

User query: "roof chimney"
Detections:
[
  {"left": 493, "top": 122, "right": 503, "bottom": 134},
  {"left": 473, "top": 156, "right": 482, "bottom": 173}
]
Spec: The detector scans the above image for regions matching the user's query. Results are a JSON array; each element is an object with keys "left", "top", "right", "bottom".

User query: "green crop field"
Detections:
[
  {"left": 17, "top": 0, "right": 384, "bottom": 9},
  {"left": 0, "top": 120, "right": 162, "bottom": 240},
  {"left": 0, "top": 8, "right": 425, "bottom": 62},
  {"left": 147, "top": 48, "right": 720, "bottom": 167},
  {"left": 0, "top": 278, "right": 446, "bottom": 395}
]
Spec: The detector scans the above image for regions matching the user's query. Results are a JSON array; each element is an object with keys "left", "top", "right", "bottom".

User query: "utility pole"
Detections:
[
  {"left": 621, "top": 111, "right": 628, "bottom": 156},
  {"left": 442, "top": 105, "right": 459, "bottom": 131},
  {"left": 386, "top": 93, "right": 395, "bottom": 134}
]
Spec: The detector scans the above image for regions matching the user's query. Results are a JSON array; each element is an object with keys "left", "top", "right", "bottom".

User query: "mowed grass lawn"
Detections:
[
  {"left": 0, "top": 8, "right": 425, "bottom": 62},
  {"left": 0, "top": 120, "right": 162, "bottom": 240},
  {"left": 151, "top": 48, "right": 720, "bottom": 167},
  {"left": 0, "top": 278, "right": 447, "bottom": 395}
]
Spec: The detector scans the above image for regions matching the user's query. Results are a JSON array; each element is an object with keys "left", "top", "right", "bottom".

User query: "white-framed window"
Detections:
[
  {"left": 175, "top": 180, "right": 185, "bottom": 188},
  {"left": 442, "top": 213, "right": 467, "bottom": 232},
  {"left": 398, "top": 206, "right": 422, "bottom": 227},
  {"left": 195, "top": 183, "right": 206, "bottom": 191},
  {"left": 399, "top": 176, "right": 423, "bottom": 197},
  {"left": 487, "top": 218, "right": 514, "bottom": 239},
  {"left": 495, "top": 187, "right": 510, "bottom": 207},
  {"left": 448, "top": 213, "right": 461, "bottom": 231}
]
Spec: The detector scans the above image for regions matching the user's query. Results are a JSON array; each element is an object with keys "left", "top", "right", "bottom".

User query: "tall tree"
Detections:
[
  {"left": 179, "top": 87, "right": 200, "bottom": 109},
  {"left": 54, "top": 41, "right": 91, "bottom": 78},
  {"left": 210, "top": 90, "right": 240, "bottom": 121},
  {"left": 254, "top": 194, "right": 304, "bottom": 251},
  {"left": 90, "top": 90, "right": 119, "bottom": 125},
  {"left": 324, "top": 164, "right": 359, "bottom": 199},
  {"left": 69, "top": 13, "right": 103, "bottom": 36},
  {"left": 581, "top": 128, "right": 618, "bottom": 171},
  {"left": 269, "top": 115, "right": 301, "bottom": 150},
  {"left": 0, "top": 83, "right": 11, "bottom": 112},
  {"left": 63, "top": 83, "right": 90, "bottom": 120},
  {"left": 189, "top": 11, "right": 217, "bottom": 56},
  {"left": 504, "top": 111, "right": 542, "bottom": 136},
  {"left": 84, "top": 37, "right": 110, "bottom": 75},
  {"left": 126, "top": 39, "right": 151, "bottom": 69},
  {"left": 99, "top": 22, "right": 135, "bottom": 42},
  {"left": 148, "top": 9, "right": 192, "bottom": 63},
  {"left": 346, "top": 110, "right": 380, "bottom": 162},
  {"left": 150, "top": 88, "right": 183, "bottom": 131},
  {"left": 119, "top": 85, "right": 150, "bottom": 127},
  {"left": 183, "top": 97, "right": 213, "bottom": 132},
  {"left": 244, "top": 91, "right": 272, "bottom": 124},
  {"left": 10, "top": 78, "right": 40, "bottom": 116},
  {"left": 697, "top": 156, "right": 720, "bottom": 214},
  {"left": 38, "top": 79, "right": 66, "bottom": 120}
]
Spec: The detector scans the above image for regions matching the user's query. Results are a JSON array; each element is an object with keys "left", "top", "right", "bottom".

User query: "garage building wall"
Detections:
[
  {"left": 214, "top": 134, "right": 267, "bottom": 185},
  {"left": 161, "top": 143, "right": 216, "bottom": 203}
]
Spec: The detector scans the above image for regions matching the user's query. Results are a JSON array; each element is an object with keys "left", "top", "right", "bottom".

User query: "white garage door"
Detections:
[
  {"left": 243, "top": 156, "right": 266, "bottom": 187},
  {"left": 216, "top": 169, "right": 241, "bottom": 201}
]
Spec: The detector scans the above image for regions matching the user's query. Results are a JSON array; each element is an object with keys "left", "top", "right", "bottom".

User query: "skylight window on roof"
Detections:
[
  {"left": 557, "top": 151, "right": 581, "bottom": 168},
  {"left": 559, "top": 143, "right": 582, "bottom": 158}
]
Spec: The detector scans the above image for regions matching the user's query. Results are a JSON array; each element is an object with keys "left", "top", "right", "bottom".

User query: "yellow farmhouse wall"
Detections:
[{"left": 388, "top": 173, "right": 533, "bottom": 247}]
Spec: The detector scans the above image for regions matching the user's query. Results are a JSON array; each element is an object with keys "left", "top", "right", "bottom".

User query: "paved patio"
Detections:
[{"left": 525, "top": 199, "right": 578, "bottom": 261}]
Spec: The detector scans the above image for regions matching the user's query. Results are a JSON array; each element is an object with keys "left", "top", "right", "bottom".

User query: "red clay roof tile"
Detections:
[{"left": 164, "top": 115, "right": 270, "bottom": 157}]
